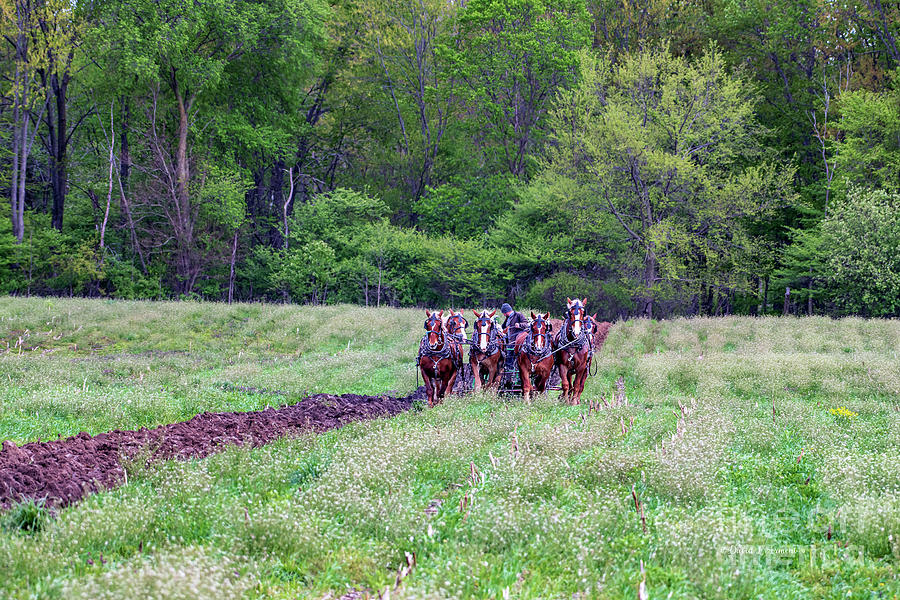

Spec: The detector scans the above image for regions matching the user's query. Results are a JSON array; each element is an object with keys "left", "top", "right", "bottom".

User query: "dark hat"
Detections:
[{"left": 500, "top": 303, "right": 513, "bottom": 314}]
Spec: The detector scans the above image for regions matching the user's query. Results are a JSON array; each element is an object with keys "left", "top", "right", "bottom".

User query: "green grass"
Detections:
[
  {"left": 0, "top": 298, "right": 422, "bottom": 443},
  {"left": 1, "top": 298, "right": 899, "bottom": 599}
]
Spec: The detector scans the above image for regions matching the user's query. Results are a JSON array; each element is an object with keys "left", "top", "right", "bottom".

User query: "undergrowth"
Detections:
[{"left": 0, "top": 299, "right": 898, "bottom": 598}]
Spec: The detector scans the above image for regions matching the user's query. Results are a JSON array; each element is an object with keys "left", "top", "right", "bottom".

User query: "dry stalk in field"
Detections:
[
  {"left": 631, "top": 484, "right": 648, "bottom": 533},
  {"left": 469, "top": 462, "right": 483, "bottom": 486},
  {"left": 615, "top": 376, "right": 627, "bottom": 406},
  {"left": 638, "top": 559, "right": 649, "bottom": 600},
  {"left": 510, "top": 425, "right": 520, "bottom": 460}
]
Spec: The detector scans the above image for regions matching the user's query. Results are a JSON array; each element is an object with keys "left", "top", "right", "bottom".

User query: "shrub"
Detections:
[{"left": 820, "top": 187, "right": 900, "bottom": 316}]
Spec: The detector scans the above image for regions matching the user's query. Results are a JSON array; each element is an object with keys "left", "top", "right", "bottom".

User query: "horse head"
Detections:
[
  {"left": 472, "top": 309, "right": 496, "bottom": 352},
  {"left": 566, "top": 297, "right": 588, "bottom": 337},
  {"left": 447, "top": 310, "right": 468, "bottom": 341},
  {"left": 529, "top": 311, "right": 552, "bottom": 351},
  {"left": 424, "top": 310, "right": 444, "bottom": 350},
  {"left": 584, "top": 312, "right": 598, "bottom": 336}
]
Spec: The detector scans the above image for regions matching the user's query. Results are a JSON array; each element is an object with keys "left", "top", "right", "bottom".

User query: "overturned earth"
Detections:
[
  {"left": 0, "top": 322, "right": 610, "bottom": 510},
  {"left": 0, "top": 387, "right": 426, "bottom": 510}
]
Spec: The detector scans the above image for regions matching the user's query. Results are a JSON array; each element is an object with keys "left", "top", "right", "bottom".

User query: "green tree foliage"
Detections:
[
  {"left": 256, "top": 188, "right": 509, "bottom": 307},
  {"left": 834, "top": 74, "right": 900, "bottom": 193},
  {"left": 80, "top": 0, "right": 328, "bottom": 294},
  {"left": 819, "top": 188, "right": 900, "bottom": 317},
  {"left": 414, "top": 175, "right": 517, "bottom": 239},
  {"left": 349, "top": 0, "right": 459, "bottom": 206},
  {"left": 443, "top": 0, "right": 590, "bottom": 178},
  {"left": 771, "top": 218, "right": 826, "bottom": 316},
  {"left": 538, "top": 46, "right": 794, "bottom": 316},
  {"left": 589, "top": 0, "right": 710, "bottom": 57},
  {"left": 3, "top": 0, "right": 900, "bottom": 317}
]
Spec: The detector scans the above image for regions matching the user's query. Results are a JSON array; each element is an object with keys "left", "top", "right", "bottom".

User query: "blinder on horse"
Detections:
[
  {"left": 473, "top": 311, "right": 500, "bottom": 356},
  {"left": 523, "top": 313, "right": 553, "bottom": 364}
]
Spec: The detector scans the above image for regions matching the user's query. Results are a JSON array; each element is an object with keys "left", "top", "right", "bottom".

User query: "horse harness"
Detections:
[
  {"left": 522, "top": 324, "right": 553, "bottom": 374},
  {"left": 417, "top": 336, "right": 457, "bottom": 376},
  {"left": 555, "top": 316, "right": 594, "bottom": 369},
  {"left": 418, "top": 316, "right": 462, "bottom": 376},
  {"left": 472, "top": 316, "right": 501, "bottom": 358}
]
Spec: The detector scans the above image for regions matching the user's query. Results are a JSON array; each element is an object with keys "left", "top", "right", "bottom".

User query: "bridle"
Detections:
[
  {"left": 424, "top": 313, "right": 445, "bottom": 351},
  {"left": 418, "top": 313, "right": 458, "bottom": 377},
  {"left": 561, "top": 302, "right": 590, "bottom": 352},
  {"left": 556, "top": 309, "right": 595, "bottom": 372},
  {"left": 524, "top": 316, "right": 552, "bottom": 362},
  {"left": 473, "top": 312, "right": 500, "bottom": 356},
  {"left": 447, "top": 314, "right": 468, "bottom": 344},
  {"left": 566, "top": 302, "right": 585, "bottom": 338}
]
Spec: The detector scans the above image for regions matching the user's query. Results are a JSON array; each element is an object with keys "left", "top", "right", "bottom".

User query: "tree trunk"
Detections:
[
  {"left": 783, "top": 287, "right": 791, "bottom": 316},
  {"left": 807, "top": 269, "right": 814, "bottom": 316},
  {"left": 100, "top": 112, "right": 114, "bottom": 250},
  {"left": 50, "top": 73, "right": 69, "bottom": 231},
  {"left": 11, "top": 66, "right": 22, "bottom": 243},
  {"left": 228, "top": 229, "right": 239, "bottom": 303},
  {"left": 172, "top": 77, "right": 196, "bottom": 294},
  {"left": 755, "top": 277, "right": 764, "bottom": 317},
  {"left": 642, "top": 251, "right": 656, "bottom": 318},
  {"left": 16, "top": 102, "right": 32, "bottom": 243},
  {"left": 271, "top": 161, "right": 286, "bottom": 249},
  {"left": 377, "top": 261, "right": 383, "bottom": 308},
  {"left": 120, "top": 100, "right": 130, "bottom": 187}
]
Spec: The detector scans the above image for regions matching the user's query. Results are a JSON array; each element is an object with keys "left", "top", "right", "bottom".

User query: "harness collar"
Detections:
[{"left": 473, "top": 317, "right": 500, "bottom": 357}]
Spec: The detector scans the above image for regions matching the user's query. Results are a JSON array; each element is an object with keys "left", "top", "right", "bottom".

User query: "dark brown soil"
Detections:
[
  {"left": 0, "top": 387, "right": 426, "bottom": 510},
  {"left": 592, "top": 321, "right": 612, "bottom": 350},
  {"left": 0, "top": 325, "right": 615, "bottom": 511}
]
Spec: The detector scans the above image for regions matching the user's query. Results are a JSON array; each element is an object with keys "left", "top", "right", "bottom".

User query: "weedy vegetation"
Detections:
[{"left": 0, "top": 297, "right": 898, "bottom": 598}]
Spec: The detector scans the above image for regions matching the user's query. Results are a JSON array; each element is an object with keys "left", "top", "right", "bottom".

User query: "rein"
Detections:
[
  {"left": 471, "top": 318, "right": 500, "bottom": 357},
  {"left": 417, "top": 334, "right": 454, "bottom": 376},
  {"left": 556, "top": 317, "right": 590, "bottom": 354},
  {"left": 522, "top": 324, "right": 553, "bottom": 372},
  {"left": 417, "top": 314, "right": 456, "bottom": 376}
]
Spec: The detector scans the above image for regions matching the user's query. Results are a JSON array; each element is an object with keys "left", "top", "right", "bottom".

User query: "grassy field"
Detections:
[{"left": 0, "top": 297, "right": 899, "bottom": 599}]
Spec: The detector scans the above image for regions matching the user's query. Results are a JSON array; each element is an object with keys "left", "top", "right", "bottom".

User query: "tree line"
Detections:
[{"left": 2, "top": 0, "right": 899, "bottom": 318}]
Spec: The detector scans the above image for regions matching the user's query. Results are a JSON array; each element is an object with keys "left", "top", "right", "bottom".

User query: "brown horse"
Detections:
[
  {"left": 446, "top": 311, "right": 469, "bottom": 346},
  {"left": 554, "top": 298, "right": 594, "bottom": 405},
  {"left": 514, "top": 312, "right": 555, "bottom": 403},
  {"left": 418, "top": 310, "right": 461, "bottom": 407},
  {"left": 469, "top": 309, "right": 503, "bottom": 391}
]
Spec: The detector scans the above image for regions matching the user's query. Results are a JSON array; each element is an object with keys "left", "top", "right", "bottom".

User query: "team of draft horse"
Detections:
[{"left": 417, "top": 298, "right": 598, "bottom": 407}]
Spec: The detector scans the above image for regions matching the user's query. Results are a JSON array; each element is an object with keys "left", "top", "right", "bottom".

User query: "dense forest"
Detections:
[{"left": 1, "top": 0, "right": 899, "bottom": 318}]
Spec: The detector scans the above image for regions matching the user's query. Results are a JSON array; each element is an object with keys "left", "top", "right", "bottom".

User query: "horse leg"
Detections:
[
  {"left": 470, "top": 356, "right": 482, "bottom": 391},
  {"left": 443, "top": 364, "right": 459, "bottom": 401},
  {"left": 573, "top": 361, "right": 589, "bottom": 405},
  {"left": 422, "top": 367, "right": 436, "bottom": 407},
  {"left": 558, "top": 360, "right": 570, "bottom": 403},
  {"left": 434, "top": 367, "right": 447, "bottom": 404},
  {"left": 487, "top": 355, "right": 501, "bottom": 390},
  {"left": 519, "top": 357, "right": 532, "bottom": 403},
  {"left": 566, "top": 366, "right": 577, "bottom": 405},
  {"left": 535, "top": 362, "right": 551, "bottom": 395}
]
